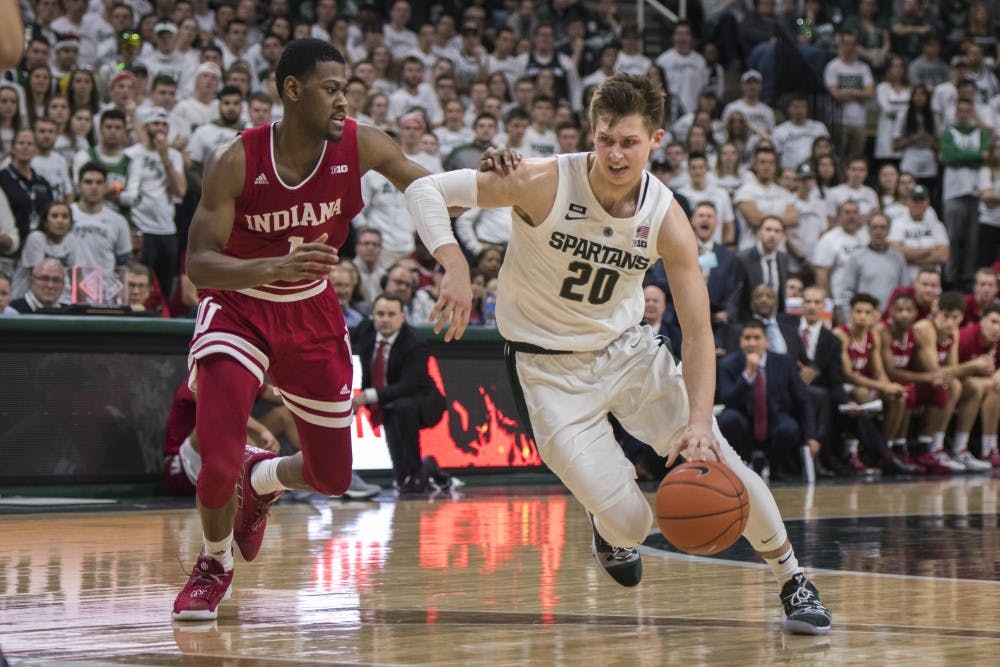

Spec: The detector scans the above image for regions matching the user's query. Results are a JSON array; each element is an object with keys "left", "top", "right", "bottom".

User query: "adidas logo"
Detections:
[
  {"left": 254, "top": 173, "right": 269, "bottom": 185},
  {"left": 340, "top": 384, "right": 350, "bottom": 395}
]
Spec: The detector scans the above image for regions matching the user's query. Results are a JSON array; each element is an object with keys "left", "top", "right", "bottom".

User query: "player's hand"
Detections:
[
  {"left": 257, "top": 428, "right": 279, "bottom": 453},
  {"left": 431, "top": 268, "right": 473, "bottom": 342},
  {"left": 972, "top": 354, "right": 995, "bottom": 375},
  {"left": 666, "top": 423, "right": 722, "bottom": 466},
  {"left": 479, "top": 147, "right": 522, "bottom": 175},
  {"left": 272, "top": 232, "right": 338, "bottom": 282},
  {"left": 806, "top": 438, "right": 821, "bottom": 456},
  {"left": 884, "top": 382, "right": 907, "bottom": 397},
  {"left": 744, "top": 351, "right": 761, "bottom": 376}
]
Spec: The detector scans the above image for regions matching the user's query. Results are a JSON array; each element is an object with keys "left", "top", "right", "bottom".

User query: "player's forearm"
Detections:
[
  {"left": 432, "top": 242, "right": 470, "bottom": 279},
  {"left": 680, "top": 331, "right": 718, "bottom": 429},
  {"left": 0, "top": 0, "right": 24, "bottom": 69},
  {"left": 187, "top": 249, "right": 281, "bottom": 290}
]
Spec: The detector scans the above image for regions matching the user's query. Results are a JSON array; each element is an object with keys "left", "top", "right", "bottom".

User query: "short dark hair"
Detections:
[
  {"left": 100, "top": 108, "right": 127, "bottom": 126},
  {"left": 892, "top": 292, "right": 917, "bottom": 308},
  {"left": 78, "top": 161, "right": 108, "bottom": 181},
  {"left": 274, "top": 38, "right": 345, "bottom": 101},
  {"left": 741, "top": 319, "right": 768, "bottom": 335},
  {"left": 218, "top": 85, "right": 243, "bottom": 100},
  {"left": 983, "top": 304, "right": 1000, "bottom": 318},
  {"left": 504, "top": 107, "right": 530, "bottom": 124},
  {"left": 374, "top": 292, "right": 405, "bottom": 310},
  {"left": 938, "top": 291, "right": 965, "bottom": 313},
  {"left": 851, "top": 293, "right": 880, "bottom": 309},
  {"left": 151, "top": 74, "right": 177, "bottom": 90},
  {"left": 248, "top": 91, "right": 271, "bottom": 105},
  {"left": 473, "top": 112, "right": 497, "bottom": 127}
]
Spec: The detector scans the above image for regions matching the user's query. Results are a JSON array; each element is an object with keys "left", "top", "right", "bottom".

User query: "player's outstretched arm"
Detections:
[
  {"left": 405, "top": 160, "right": 557, "bottom": 340},
  {"left": 187, "top": 140, "right": 338, "bottom": 290},
  {"left": 658, "top": 199, "right": 722, "bottom": 465}
]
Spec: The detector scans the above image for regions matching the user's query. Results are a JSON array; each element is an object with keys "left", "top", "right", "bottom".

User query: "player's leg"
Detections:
[
  {"left": 914, "top": 381, "right": 965, "bottom": 472},
  {"left": 505, "top": 344, "right": 647, "bottom": 587},
  {"left": 256, "top": 405, "right": 300, "bottom": 450},
  {"left": 618, "top": 335, "right": 831, "bottom": 635},
  {"left": 173, "top": 354, "right": 259, "bottom": 621},
  {"left": 952, "top": 378, "right": 992, "bottom": 471}
]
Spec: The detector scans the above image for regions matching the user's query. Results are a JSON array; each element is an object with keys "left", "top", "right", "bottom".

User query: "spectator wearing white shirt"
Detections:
[
  {"left": 824, "top": 31, "right": 874, "bottom": 160},
  {"left": 309, "top": 0, "right": 338, "bottom": 41},
  {"left": 931, "top": 55, "right": 969, "bottom": 130},
  {"left": 171, "top": 62, "right": 222, "bottom": 139},
  {"left": 522, "top": 94, "right": 558, "bottom": 159},
  {"left": 734, "top": 146, "right": 798, "bottom": 252},
  {"left": 826, "top": 157, "right": 880, "bottom": 225},
  {"left": 186, "top": 87, "right": 244, "bottom": 194},
  {"left": 383, "top": 1, "right": 418, "bottom": 54},
  {"left": 771, "top": 95, "right": 830, "bottom": 171},
  {"left": 405, "top": 23, "right": 439, "bottom": 82},
  {"left": 894, "top": 85, "right": 939, "bottom": 195},
  {"left": 582, "top": 43, "right": 617, "bottom": 91},
  {"left": 485, "top": 26, "right": 523, "bottom": 90},
  {"left": 388, "top": 56, "right": 441, "bottom": 125},
  {"left": 69, "top": 162, "right": 132, "bottom": 303},
  {"left": 119, "top": 106, "right": 186, "bottom": 298},
  {"left": 434, "top": 99, "right": 474, "bottom": 163},
  {"left": 139, "top": 22, "right": 190, "bottom": 98},
  {"left": 812, "top": 200, "right": 870, "bottom": 309},
  {"left": 654, "top": 21, "right": 707, "bottom": 116},
  {"left": 613, "top": 24, "right": 652, "bottom": 76},
  {"left": 787, "top": 163, "right": 827, "bottom": 275},
  {"left": 517, "top": 22, "right": 582, "bottom": 112},
  {"left": 30, "top": 118, "right": 73, "bottom": 203},
  {"left": 354, "top": 113, "right": 441, "bottom": 267},
  {"left": 722, "top": 70, "right": 775, "bottom": 135},
  {"left": 887, "top": 184, "right": 950, "bottom": 283},
  {"left": 874, "top": 56, "right": 911, "bottom": 164},
  {"left": 678, "top": 152, "right": 734, "bottom": 246},
  {"left": 937, "top": 79, "right": 993, "bottom": 132}
]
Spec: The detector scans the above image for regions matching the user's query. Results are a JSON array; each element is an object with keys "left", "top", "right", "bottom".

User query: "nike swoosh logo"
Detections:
[
  {"left": 778, "top": 552, "right": 793, "bottom": 564},
  {"left": 680, "top": 465, "right": 711, "bottom": 476},
  {"left": 762, "top": 532, "right": 778, "bottom": 544},
  {"left": 564, "top": 215, "right": 586, "bottom": 220}
]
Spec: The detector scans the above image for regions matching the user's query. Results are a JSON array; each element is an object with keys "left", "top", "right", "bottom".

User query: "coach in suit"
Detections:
[
  {"left": 652, "top": 202, "right": 745, "bottom": 356},
  {"left": 737, "top": 215, "right": 790, "bottom": 322},
  {"left": 717, "top": 319, "right": 820, "bottom": 479},
  {"left": 351, "top": 293, "right": 446, "bottom": 493}
]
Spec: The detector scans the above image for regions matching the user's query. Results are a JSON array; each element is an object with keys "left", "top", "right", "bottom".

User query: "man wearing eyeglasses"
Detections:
[{"left": 10, "top": 258, "right": 67, "bottom": 314}]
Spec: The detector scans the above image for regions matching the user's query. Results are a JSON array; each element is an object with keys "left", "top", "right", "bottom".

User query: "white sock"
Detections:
[
  {"left": 846, "top": 439, "right": 860, "bottom": 456},
  {"left": 892, "top": 438, "right": 907, "bottom": 450},
  {"left": 204, "top": 533, "right": 234, "bottom": 570},
  {"left": 932, "top": 432, "right": 945, "bottom": 451},
  {"left": 250, "top": 457, "right": 287, "bottom": 495},
  {"left": 765, "top": 547, "right": 802, "bottom": 586},
  {"left": 983, "top": 435, "right": 998, "bottom": 456},
  {"left": 952, "top": 432, "right": 970, "bottom": 454}
]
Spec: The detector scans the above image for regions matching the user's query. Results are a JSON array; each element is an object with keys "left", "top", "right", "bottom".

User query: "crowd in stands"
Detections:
[{"left": 0, "top": 0, "right": 998, "bottom": 484}]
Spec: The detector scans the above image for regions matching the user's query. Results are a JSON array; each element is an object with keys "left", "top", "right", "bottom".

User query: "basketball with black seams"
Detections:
[{"left": 655, "top": 460, "right": 749, "bottom": 555}]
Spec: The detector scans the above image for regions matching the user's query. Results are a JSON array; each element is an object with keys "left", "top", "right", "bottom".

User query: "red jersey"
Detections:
[
  {"left": 889, "top": 327, "right": 915, "bottom": 369},
  {"left": 936, "top": 328, "right": 955, "bottom": 365},
  {"left": 836, "top": 324, "right": 875, "bottom": 378},
  {"left": 958, "top": 323, "right": 1000, "bottom": 364},
  {"left": 883, "top": 287, "right": 932, "bottom": 322},
  {"left": 225, "top": 120, "right": 363, "bottom": 300}
]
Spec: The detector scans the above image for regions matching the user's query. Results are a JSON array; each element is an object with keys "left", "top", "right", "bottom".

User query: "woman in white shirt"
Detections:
[
  {"left": 875, "top": 56, "right": 910, "bottom": 165},
  {"left": 893, "top": 84, "right": 939, "bottom": 196}
]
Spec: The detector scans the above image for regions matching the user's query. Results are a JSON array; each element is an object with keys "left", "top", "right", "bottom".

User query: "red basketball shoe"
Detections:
[
  {"left": 172, "top": 553, "right": 234, "bottom": 621},
  {"left": 234, "top": 446, "right": 284, "bottom": 562}
]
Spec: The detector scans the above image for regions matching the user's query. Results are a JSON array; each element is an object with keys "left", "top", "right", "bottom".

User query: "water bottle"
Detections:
[{"left": 483, "top": 291, "right": 496, "bottom": 327}]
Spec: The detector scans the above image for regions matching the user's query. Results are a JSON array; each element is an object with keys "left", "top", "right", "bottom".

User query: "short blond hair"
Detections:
[{"left": 588, "top": 73, "right": 665, "bottom": 135}]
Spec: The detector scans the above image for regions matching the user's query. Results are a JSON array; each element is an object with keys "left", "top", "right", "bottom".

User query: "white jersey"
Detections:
[{"left": 497, "top": 153, "right": 673, "bottom": 351}]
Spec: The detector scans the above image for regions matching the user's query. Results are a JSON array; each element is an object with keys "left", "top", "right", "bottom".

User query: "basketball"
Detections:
[{"left": 655, "top": 460, "right": 750, "bottom": 555}]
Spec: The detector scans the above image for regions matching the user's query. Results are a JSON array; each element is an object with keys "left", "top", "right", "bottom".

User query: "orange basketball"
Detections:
[{"left": 655, "top": 460, "right": 750, "bottom": 555}]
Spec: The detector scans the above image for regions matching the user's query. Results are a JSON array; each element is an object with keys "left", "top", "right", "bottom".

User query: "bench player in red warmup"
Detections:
[{"left": 172, "top": 39, "right": 474, "bottom": 620}]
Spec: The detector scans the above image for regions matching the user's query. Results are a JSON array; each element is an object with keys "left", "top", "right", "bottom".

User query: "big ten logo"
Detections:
[{"left": 330, "top": 164, "right": 349, "bottom": 174}]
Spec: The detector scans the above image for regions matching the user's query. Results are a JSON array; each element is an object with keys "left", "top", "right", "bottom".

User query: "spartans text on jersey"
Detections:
[
  {"left": 244, "top": 199, "right": 343, "bottom": 232},
  {"left": 548, "top": 231, "right": 650, "bottom": 271}
]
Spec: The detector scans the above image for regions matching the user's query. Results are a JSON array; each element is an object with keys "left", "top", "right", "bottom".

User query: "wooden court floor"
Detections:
[{"left": 2, "top": 477, "right": 1000, "bottom": 666}]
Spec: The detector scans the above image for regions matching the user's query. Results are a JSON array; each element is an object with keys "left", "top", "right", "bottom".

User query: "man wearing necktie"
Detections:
[
  {"left": 717, "top": 320, "right": 820, "bottom": 480},
  {"left": 351, "top": 293, "right": 447, "bottom": 493},
  {"left": 725, "top": 284, "right": 802, "bottom": 359},
  {"left": 737, "top": 215, "right": 790, "bottom": 322}
]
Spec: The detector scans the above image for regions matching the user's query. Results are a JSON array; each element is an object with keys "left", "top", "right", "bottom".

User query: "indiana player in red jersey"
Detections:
[
  {"left": 958, "top": 305, "right": 1000, "bottom": 466},
  {"left": 879, "top": 293, "right": 963, "bottom": 473},
  {"left": 882, "top": 266, "right": 941, "bottom": 322},
  {"left": 914, "top": 292, "right": 993, "bottom": 471},
  {"left": 962, "top": 267, "right": 999, "bottom": 325},
  {"left": 172, "top": 40, "right": 476, "bottom": 620},
  {"left": 833, "top": 293, "right": 909, "bottom": 445}
]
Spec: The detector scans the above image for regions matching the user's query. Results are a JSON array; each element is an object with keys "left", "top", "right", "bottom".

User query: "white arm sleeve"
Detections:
[{"left": 405, "top": 169, "right": 478, "bottom": 254}]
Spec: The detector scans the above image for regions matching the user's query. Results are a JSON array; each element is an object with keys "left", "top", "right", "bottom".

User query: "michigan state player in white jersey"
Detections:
[{"left": 405, "top": 74, "right": 831, "bottom": 635}]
